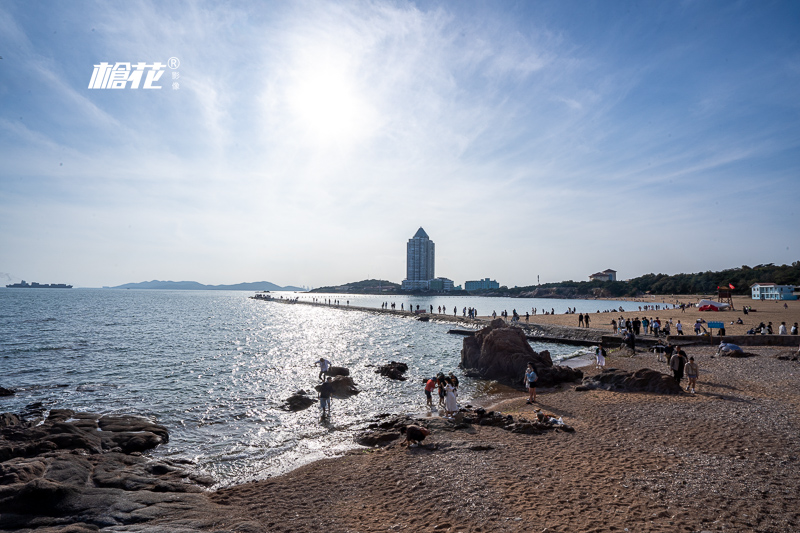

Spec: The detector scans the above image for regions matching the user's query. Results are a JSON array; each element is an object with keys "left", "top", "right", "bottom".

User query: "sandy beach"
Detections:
[
  {"left": 199, "top": 338, "right": 800, "bottom": 532},
  {"left": 481, "top": 295, "right": 800, "bottom": 338}
]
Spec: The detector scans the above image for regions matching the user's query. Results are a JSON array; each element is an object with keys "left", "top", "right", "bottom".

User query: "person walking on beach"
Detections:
[
  {"left": 315, "top": 357, "right": 332, "bottom": 381},
  {"left": 611, "top": 319, "right": 617, "bottom": 334},
  {"left": 318, "top": 377, "right": 333, "bottom": 416},
  {"left": 676, "top": 320, "right": 683, "bottom": 335},
  {"left": 685, "top": 357, "right": 699, "bottom": 393},
  {"left": 578, "top": 313, "right": 584, "bottom": 327},
  {"left": 525, "top": 363, "right": 538, "bottom": 404},
  {"left": 792, "top": 323, "right": 798, "bottom": 335},
  {"left": 584, "top": 314, "right": 590, "bottom": 328},
  {"left": 779, "top": 322, "right": 787, "bottom": 335}
]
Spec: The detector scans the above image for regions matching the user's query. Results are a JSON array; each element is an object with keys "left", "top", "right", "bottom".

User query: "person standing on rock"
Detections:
[
  {"left": 318, "top": 377, "right": 333, "bottom": 416},
  {"left": 525, "top": 363, "right": 538, "bottom": 404},
  {"left": 315, "top": 357, "right": 332, "bottom": 381}
]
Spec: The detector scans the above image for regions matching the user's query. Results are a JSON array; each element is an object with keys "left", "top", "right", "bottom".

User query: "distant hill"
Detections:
[
  {"left": 106, "top": 280, "right": 305, "bottom": 291},
  {"left": 309, "top": 279, "right": 400, "bottom": 294}
]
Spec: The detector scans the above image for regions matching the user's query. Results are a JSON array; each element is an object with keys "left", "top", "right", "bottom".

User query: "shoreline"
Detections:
[{"left": 205, "top": 343, "right": 800, "bottom": 532}]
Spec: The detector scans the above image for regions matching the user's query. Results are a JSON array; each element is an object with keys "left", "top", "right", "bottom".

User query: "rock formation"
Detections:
[
  {"left": 575, "top": 368, "right": 684, "bottom": 394},
  {"left": 375, "top": 361, "right": 409, "bottom": 381},
  {"left": 314, "top": 375, "right": 360, "bottom": 398},
  {"left": 0, "top": 408, "right": 258, "bottom": 531},
  {"left": 460, "top": 319, "right": 583, "bottom": 388},
  {"left": 281, "top": 390, "right": 317, "bottom": 411},
  {"left": 324, "top": 366, "right": 350, "bottom": 377}
]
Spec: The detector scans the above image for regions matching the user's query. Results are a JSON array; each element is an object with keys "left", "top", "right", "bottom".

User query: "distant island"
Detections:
[
  {"left": 6, "top": 280, "right": 72, "bottom": 289},
  {"left": 104, "top": 280, "right": 305, "bottom": 291},
  {"left": 308, "top": 279, "right": 468, "bottom": 295},
  {"left": 309, "top": 279, "right": 401, "bottom": 294}
]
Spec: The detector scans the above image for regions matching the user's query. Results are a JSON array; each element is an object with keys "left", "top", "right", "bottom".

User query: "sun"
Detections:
[{"left": 286, "top": 51, "right": 377, "bottom": 148}]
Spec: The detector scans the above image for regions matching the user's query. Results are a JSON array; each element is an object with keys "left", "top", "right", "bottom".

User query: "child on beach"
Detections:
[
  {"left": 525, "top": 363, "right": 538, "bottom": 404},
  {"left": 595, "top": 345, "right": 607, "bottom": 369},
  {"left": 685, "top": 357, "right": 699, "bottom": 394}
]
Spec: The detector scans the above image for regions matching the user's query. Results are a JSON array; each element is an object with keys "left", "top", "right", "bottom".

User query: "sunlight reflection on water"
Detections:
[{"left": 0, "top": 289, "right": 597, "bottom": 487}]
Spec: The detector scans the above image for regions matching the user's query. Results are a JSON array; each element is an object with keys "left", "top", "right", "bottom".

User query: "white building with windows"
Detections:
[
  {"left": 750, "top": 283, "right": 797, "bottom": 300},
  {"left": 465, "top": 278, "right": 500, "bottom": 291},
  {"left": 589, "top": 269, "right": 617, "bottom": 282}
]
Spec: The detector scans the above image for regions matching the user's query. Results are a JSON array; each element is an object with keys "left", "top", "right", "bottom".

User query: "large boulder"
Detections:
[
  {"left": 575, "top": 368, "right": 683, "bottom": 394},
  {"left": 324, "top": 366, "right": 350, "bottom": 377},
  {"left": 314, "top": 376, "right": 360, "bottom": 398},
  {"left": 460, "top": 319, "right": 582, "bottom": 388},
  {"left": 282, "top": 390, "right": 317, "bottom": 412},
  {"left": 376, "top": 361, "right": 409, "bottom": 381}
]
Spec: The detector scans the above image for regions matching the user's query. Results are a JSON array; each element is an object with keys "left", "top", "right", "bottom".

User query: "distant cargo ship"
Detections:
[{"left": 5, "top": 280, "right": 73, "bottom": 289}]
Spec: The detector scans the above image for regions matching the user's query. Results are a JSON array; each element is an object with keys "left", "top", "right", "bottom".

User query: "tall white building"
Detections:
[{"left": 401, "top": 227, "right": 435, "bottom": 290}]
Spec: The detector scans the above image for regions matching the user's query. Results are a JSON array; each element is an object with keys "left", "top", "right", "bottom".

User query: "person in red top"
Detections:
[{"left": 423, "top": 378, "right": 437, "bottom": 409}]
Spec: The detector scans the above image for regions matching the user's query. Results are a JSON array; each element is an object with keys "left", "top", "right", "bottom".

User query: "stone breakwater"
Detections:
[
  {"left": 255, "top": 296, "right": 488, "bottom": 326},
  {"left": 0, "top": 408, "right": 257, "bottom": 532}
]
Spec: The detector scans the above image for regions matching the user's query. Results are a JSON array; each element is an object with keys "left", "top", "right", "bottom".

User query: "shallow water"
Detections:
[{"left": 0, "top": 289, "right": 612, "bottom": 486}]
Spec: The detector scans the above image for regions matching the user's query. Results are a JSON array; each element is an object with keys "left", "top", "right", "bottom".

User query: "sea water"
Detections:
[{"left": 0, "top": 289, "right": 628, "bottom": 486}]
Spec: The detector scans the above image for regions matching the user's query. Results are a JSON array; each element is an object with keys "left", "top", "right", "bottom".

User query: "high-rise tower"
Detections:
[{"left": 401, "top": 227, "right": 435, "bottom": 290}]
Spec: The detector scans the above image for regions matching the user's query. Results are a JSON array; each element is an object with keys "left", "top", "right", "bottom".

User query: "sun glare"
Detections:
[{"left": 286, "top": 53, "right": 377, "bottom": 147}]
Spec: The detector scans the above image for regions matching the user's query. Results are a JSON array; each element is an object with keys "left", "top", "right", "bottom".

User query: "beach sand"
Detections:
[
  {"left": 482, "top": 295, "right": 800, "bottom": 338},
  {"left": 199, "top": 342, "right": 800, "bottom": 532}
]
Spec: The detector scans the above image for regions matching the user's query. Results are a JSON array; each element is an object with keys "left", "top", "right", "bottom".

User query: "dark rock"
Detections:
[
  {"left": 0, "top": 409, "right": 239, "bottom": 531},
  {"left": 315, "top": 375, "right": 360, "bottom": 398},
  {"left": 324, "top": 366, "right": 350, "bottom": 377},
  {"left": 460, "top": 319, "right": 583, "bottom": 388},
  {"left": 575, "top": 368, "right": 684, "bottom": 394},
  {"left": 355, "top": 429, "right": 402, "bottom": 447},
  {"left": 376, "top": 361, "right": 409, "bottom": 381},
  {"left": 0, "top": 413, "right": 23, "bottom": 429},
  {"left": 98, "top": 415, "right": 169, "bottom": 443},
  {"left": 0, "top": 387, "right": 14, "bottom": 397},
  {"left": 282, "top": 390, "right": 317, "bottom": 412}
]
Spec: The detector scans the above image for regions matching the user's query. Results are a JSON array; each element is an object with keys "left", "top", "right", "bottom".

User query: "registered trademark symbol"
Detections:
[{"left": 168, "top": 57, "right": 180, "bottom": 69}]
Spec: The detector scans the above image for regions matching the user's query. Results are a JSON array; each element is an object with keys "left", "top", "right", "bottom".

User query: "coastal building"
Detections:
[
  {"left": 750, "top": 283, "right": 797, "bottom": 300},
  {"left": 401, "top": 227, "right": 435, "bottom": 290},
  {"left": 589, "top": 269, "right": 617, "bottom": 282},
  {"left": 428, "top": 277, "right": 455, "bottom": 291},
  {"left": 464, "top": 278, "right": 500, "bottom": 291}
]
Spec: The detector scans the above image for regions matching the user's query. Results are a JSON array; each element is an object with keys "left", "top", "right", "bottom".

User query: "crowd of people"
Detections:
[{"left": 423, "top": 372, "right": 460, "bottom": 416}]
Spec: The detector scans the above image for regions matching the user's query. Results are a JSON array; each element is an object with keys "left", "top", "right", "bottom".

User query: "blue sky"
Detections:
[{"left": 1, "top": 1, "right": 798, "bottom": 288}]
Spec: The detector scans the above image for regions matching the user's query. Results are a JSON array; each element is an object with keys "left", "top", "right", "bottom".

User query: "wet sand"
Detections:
[{"left": 202, "top": 342, "right": 800, "bottom": 532}]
